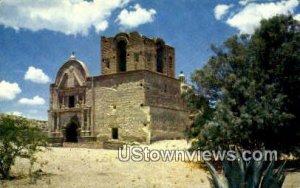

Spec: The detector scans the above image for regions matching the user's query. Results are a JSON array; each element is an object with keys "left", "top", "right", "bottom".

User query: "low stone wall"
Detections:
[
  {"left": 48, "top": 137, "right": 64, "bottom": 147},
  {"left": 103, "top": 140, "right": 126, "bottom": 150},
  {"left": 63, "top": 142, "right": 102, "bottom": 149}
]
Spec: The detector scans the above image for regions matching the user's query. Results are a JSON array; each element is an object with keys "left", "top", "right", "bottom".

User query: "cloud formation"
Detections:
[
  {"left": 226, "top": 0, "right": 299, "bottom": 34},
  {"left": 0, "top": 80, "right": 21, "bottom": 101},
  {"left": 239, "top": 0, "right": 257, "bottom": 6},
  {"left": 0, "top": 0, "right": 129, "bottom": 35},
  {"left": 7, "top": 111, "right": 23, "bottom": 117},
  {"left": 214, "top": 0, "right": 300, "bottom": 34},
  {"left": 18, "top": 96, "right": 46, "bottom": 105},
  {"left": 116, "top": 4, "right": 156, "bottom": 29},
  {"left": 24, "top": 66, "right": 51, "bottom": 84},
  {"left": 214, "top": 4, "right": 232, "bottom": 20},
  {"left": 294, "top": 14, "right": 300, "bottom": 21}
]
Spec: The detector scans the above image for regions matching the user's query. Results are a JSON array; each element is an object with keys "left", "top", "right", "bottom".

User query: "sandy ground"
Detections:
[{"left": 1, "top": 140, "right": 299, "bottom": 188}]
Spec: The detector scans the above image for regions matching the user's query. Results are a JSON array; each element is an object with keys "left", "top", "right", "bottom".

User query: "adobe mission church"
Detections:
[{"left": 48, "top": 32, "right": 189, "bottom": 146}]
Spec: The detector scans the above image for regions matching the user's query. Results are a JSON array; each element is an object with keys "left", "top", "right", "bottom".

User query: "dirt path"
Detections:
[{"left": 1, "top": 140, "right": 299, "bottom": 188}]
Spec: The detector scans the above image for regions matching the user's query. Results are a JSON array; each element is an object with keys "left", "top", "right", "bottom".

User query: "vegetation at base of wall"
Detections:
[
  {"left": 0, "top": 115, "right": 48, "bottom": 179},
  {"left": 185, "top": 15, "right": 300, "bottom": 156}
]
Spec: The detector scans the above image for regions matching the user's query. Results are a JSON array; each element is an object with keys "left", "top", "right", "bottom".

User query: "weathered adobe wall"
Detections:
[
  {"left": 143, "top": 71, "right": 189, "bottom": 142},
  {"left": 149, "top": 106, "right": 188, "bottom": 142},
  {"left": 87, "top": 70, "right": 188, "bottom": 144},
  {"left": 144, "top": 71, "right": 186, "bottom": 110},
  {"left": 87, "top": 71, "right": 151, "bottom": 144},
  {"left": 101, "top": 32, "right": 175, "bottom": 78}
]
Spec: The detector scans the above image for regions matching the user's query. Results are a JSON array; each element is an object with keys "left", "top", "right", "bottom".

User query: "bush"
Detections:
[
  {"left": 0, "top": 115, "right": 47, "bottom": 179},
  {"left": 206, "top": 149, "right": 286, "bottom": 188}
]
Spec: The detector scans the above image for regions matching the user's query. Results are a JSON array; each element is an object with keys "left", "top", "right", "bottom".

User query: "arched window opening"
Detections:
[
  {"left": 117, "top": 40, "right": 127, "bottom": 72},
  {"left": 156, "top": 42, "right": 164, "bottom": 73}
]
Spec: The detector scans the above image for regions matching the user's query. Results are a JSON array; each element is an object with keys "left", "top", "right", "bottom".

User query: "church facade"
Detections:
[{"left": 48, "top": 32, "right": 189, "bottom": 146}]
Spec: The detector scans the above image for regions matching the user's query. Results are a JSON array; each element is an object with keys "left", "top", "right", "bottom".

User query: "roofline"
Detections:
[{"left": 87, "top": 70, "right": 179, "bottom": 82}]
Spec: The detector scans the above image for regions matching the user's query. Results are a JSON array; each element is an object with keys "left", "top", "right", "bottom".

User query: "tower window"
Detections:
[
  {"left": 117, "top": 40, "right": 127, "bottom": 72},
  {"left": 112, "top": 128, "right": 118, "bottom": 139},
  {"left": 68, "top": 96, "right": 75, "bottom": 108},
  {"left": 156, "top": 42, "right": 164, "bottom": 73}
]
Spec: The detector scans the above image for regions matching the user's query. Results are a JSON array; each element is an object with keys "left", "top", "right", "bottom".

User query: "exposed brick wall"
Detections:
[
  {"left": 87, "top": 70, "right": 188, "bottom": 144},
  {"left": 144, "top": 71, "right": 186, "bottom": 110},
  {"left": 149, "top": 106, "right": 188, "bottom": 142},
  {"left": 88, "top": 72, "right": 150, "bottom": 144},
  {"left": 101, "top": 32, "right": 175, "bottom": 78}
]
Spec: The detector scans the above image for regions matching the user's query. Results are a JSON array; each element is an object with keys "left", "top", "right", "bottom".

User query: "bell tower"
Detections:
[{"left": 100, "top": 32, "right": 175, "bottom": 78}]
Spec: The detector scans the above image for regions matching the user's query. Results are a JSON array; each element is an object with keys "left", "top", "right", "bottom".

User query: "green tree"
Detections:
[
  {"left": 188, "top": 15, "right": 300, "bottom": 154},
  {"left": 0, "top": 115, "right": 48, "bottom": 179}
]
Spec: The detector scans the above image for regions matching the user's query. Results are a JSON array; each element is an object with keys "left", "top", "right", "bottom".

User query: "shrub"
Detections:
[
  {"left": 0, "top": 115, "right": 47, "bottom": 179},
  {"left": 206, "top": 149, "right": 286, "bottom": 188}
]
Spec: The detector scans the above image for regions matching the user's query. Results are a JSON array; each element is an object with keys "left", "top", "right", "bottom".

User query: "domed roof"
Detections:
[{"left": 55, "top": 55, "right": 89, "bottom": 86}]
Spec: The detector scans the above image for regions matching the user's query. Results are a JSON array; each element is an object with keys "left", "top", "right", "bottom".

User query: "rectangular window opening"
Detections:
[
  {"left": 69, "top": 96, "right": 75, "bottom": 108},
  {"left": 112, "top": 128, "right": 118, "bottom": 139}
]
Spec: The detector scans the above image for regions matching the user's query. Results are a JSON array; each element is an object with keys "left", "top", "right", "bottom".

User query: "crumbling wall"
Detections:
[
  {"left": 101, "top": 32, "right": 175, "bottom": 78},
  {"left": 89, "top": 71, "right": 151, "bottom": 144}
]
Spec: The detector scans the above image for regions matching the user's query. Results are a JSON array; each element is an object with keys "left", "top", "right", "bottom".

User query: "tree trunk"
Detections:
[{"left": 0, "top": 162, "right": 11, "bottom": 179}]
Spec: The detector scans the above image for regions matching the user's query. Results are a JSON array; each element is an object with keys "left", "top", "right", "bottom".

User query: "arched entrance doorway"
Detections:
[{"left": 65, "top": 116, "right": 80, "bottom": 142}]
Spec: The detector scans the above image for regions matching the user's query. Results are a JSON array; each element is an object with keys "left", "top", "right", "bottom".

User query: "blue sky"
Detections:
[{"left": 0, "top": 0, "right": 300, "bottom": 120}]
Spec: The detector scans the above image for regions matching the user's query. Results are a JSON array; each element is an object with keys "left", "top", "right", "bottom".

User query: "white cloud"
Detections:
[
  {"left": 226, "top": 0, "right": 299, "bottom": 34},
  {"left": 18, "top": 96, "right": 46, "bottom": 106},
  {"left": 0, "top": 80, "right": 21, "bottom": 101},
  {"left": 4, "top": 111, "right": 45, "bottom": 120},
  {"left": 214, "top": 4, "right": 232, "bottom": 20},
  {"left": 0, "top": 0, "right": 130, "bottom": 35},
  {"left": 116, "top": 4, "right": 156, "bottom": 29},
  {"left": 7, "top": 111, "right": 23, "bottom": 117},
  {"left": 239, "top": 0, "right": 256, "bottom": 6},
  {"left": 294, "top": 14, "right": 300, "bottom": 21},
  {"left": 24, "top": 66, "right": 50, "bottom": 84}
]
